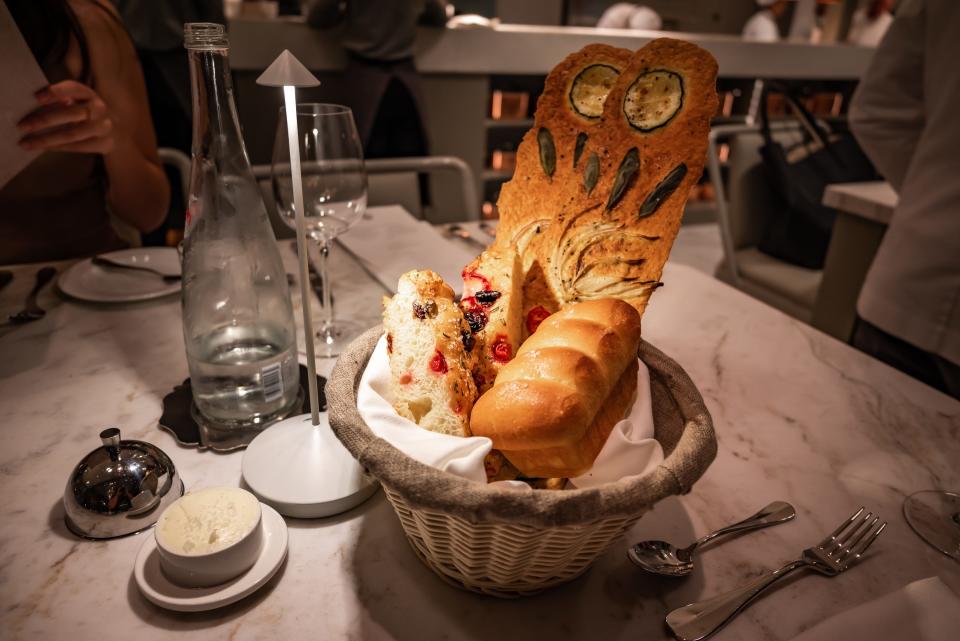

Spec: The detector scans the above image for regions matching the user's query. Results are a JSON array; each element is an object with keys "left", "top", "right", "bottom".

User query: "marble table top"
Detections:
[
  {"left": 822, "top": 181, "right": 898, "bottom": 226},
  {"left": 1, "top": 207, "right": 958, "bottom": 641}
]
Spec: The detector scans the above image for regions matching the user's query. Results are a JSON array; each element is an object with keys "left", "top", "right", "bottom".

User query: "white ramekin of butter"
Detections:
[{"left": 154, "top": 487, "right": 263, "bottom": 587}]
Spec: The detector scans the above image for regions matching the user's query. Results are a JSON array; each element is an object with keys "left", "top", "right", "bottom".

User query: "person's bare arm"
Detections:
[
  {"left": 81, "top": 1, "right": 169, "bottom": 231},
  {"left": 17, "top": 0, "right": 169, "bottom": 233},
  {"left": 848, "top": 0, "right": 925, "bottom": 191}
]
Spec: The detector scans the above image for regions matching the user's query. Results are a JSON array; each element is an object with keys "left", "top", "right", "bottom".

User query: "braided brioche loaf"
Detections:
[{"left": 469, "top": 298, "right": 642, "bottom": 478}]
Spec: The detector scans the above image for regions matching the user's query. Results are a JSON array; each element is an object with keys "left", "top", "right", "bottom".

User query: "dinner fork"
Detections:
[
  {"left": 666, "top": 507, "right": 886, "bottom": 641},
  {"left": 8, "top": 266, "right": 56, "bottom": 324}
]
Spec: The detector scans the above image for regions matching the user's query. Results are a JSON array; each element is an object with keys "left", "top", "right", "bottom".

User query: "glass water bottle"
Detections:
[{"left": 181, "top": 23, "right": 299, "bottom": 439}]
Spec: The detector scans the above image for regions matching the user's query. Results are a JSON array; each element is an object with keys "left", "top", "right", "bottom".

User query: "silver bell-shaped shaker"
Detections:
[{"left": 64, "top": 427, "right": 184, "bottom": 540}]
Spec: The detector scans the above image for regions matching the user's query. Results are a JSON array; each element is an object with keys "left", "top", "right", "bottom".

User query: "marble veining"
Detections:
[{"left": 0, "top": 211, "right": 958, "bottom": 641}]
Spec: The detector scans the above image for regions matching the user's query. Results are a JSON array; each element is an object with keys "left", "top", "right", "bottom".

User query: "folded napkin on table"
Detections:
[
  {"left": 337, "top": 205, "right": 477, "bottom": 296},
  {"left": 789, "top": 576, "right": 960, "bottom": 641},
  {"left": 356, "top": 334, "right": 665, "bottom": 488}
]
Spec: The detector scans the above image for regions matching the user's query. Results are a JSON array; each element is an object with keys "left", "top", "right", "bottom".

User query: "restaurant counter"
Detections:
[{"left": 228, "top": 18, "right": 875, "bottom": 79}]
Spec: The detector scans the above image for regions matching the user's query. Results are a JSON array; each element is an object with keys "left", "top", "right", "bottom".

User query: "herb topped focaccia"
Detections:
[
  {"left": 495, "top": 38, "right": 719, "bottom": 318},
  {"left": 496, "top": 44, "right": 634, "bottom": 334}
]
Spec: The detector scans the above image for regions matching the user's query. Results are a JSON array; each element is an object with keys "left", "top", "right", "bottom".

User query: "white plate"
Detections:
[
  {"left": 59, "top": 247, "right": 181, "bottom": 303},
  {"left": 133, "top": 504, "right": 288, "bottom": 612}
]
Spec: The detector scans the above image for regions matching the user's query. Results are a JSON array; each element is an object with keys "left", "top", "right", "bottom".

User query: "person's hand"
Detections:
[{"left": 17, "top": 80, "right": 115, "bottom": 154}]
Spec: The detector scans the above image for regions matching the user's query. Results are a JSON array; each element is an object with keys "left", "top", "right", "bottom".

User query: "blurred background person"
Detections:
[
  {"left": 847, "top": 0, "right": 895, "bottom": 47},
  {"left": 849, "top": 0, "right": 960, "bottom": 398},
  {"left": 1, "top": 0, "right": 168, "bottom": 264},
  {"left": 596, "top": 3, "right": 662, "bottom": 30},
  {"left": 111, "top": 0, "right": 225, "bottom": 164},
  {"left": 742, "top": 0, "right": 788, "bottom": 42},
  {"left": 305, "top": 0, "right": 447, "bottom": 161},
  {"left": 111, "top": 0, "right": 224, "bottom": 246}
]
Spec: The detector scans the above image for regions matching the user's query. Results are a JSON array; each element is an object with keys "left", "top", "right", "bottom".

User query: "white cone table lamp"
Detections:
[{"left": 242, "top": 50, "right": 377, "bottom": 518}]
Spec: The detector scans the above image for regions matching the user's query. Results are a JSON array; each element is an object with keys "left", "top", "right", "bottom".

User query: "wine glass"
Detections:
[
  {"left": 271, "top": 103, "right": 367, "bottom": 358},
  {"left": 903, "top": 490, "right": 960, "bottom": 560}
]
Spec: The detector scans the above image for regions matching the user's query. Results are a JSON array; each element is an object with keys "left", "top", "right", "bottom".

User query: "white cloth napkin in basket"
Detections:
[
  {"left": 357, "top": 334, "right": 665, "bottom": 489},
  {"left": 788, "top": 576, "right": 960, "bottom": 641}
]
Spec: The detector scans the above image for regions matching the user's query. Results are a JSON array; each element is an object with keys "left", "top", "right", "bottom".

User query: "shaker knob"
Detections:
[{"left": 100, "top": 427, "right": 121, "bottom": 460}]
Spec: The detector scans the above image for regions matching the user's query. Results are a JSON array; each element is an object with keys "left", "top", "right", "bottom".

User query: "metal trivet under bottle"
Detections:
[{"left": 159, "top": 365, "right": 326, "bottom": 452}]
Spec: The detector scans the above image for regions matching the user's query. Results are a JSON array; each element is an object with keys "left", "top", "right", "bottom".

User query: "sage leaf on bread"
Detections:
[
  {"left": 639, "top": 163, "right": 687, "bottom": 218},
  {"left": 606, "top": 147, "right": 639, "bottom": 211},
  {"left": 537, "top": 127, "right": 556, "bottom": 178},
  {"left": 573, "top": 132, "right": 588, "bottom": 168},
  {"left": 583, "top": 152, "right": 599, "bottom": 194}
]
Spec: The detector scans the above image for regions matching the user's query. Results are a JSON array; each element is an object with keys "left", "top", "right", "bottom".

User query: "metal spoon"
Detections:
[
  {"left": 628, "top": 501, "right": 796, "bottom": 577},
  {"left": 8, "top": 266, "right": 56, "bottom": 324},
  {"left": 91, "top": 255, "right": 181, "bottom": 283}
]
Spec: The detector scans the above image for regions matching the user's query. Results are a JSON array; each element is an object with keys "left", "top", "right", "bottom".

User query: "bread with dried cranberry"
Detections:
[
  {"left": 382, "top": 270, "right": 478, "bottom": 437},
  {"left": 460, "top": 247, "right": 523, "bottom": 393}
]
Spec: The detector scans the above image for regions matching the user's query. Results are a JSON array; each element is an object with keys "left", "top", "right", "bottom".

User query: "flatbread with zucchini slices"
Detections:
[
  {"left": 495, "top": 44, "right": 633, "bottom": 336},
  {"left": 495, "top": 38, "right": 718, "bottom": 318}
]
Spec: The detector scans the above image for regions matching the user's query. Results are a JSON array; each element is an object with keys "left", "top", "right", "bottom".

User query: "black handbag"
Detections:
[{"left": 757, "top": 86, "right": 878, "bottom": 269}]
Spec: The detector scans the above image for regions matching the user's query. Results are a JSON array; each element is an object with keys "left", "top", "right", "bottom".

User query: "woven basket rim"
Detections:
[{"left": 327, "top": 326, "right": 716, "bottom": 528}]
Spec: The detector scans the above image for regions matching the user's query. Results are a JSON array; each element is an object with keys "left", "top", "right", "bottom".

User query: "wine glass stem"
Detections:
[{"left": 316, "top": 238, "right": 334, "bottom": 328}]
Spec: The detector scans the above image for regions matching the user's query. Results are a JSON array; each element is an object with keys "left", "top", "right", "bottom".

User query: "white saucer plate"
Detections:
[
  {"left": 59, "top": 247, "right": 181, "bottom": 303},
  {"left": 134, "top": 503, "right": 288, "bottom": 612}
]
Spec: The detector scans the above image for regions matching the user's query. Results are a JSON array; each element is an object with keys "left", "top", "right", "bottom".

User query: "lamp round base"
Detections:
[{"left": 241, "top": 413, "right": 378, "bottom": 518}]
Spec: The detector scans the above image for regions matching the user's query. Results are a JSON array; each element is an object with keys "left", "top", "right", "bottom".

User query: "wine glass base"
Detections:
[
  {"left": 313, "top": 320, "right": 363, "bottom": 358},
  {"left": 903, "top": 490, "right": 960, "bottom": 560}
]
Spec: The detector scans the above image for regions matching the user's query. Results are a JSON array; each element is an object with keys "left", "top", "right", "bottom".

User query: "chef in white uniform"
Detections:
[
  {"left": 742, "top": 0, "right": 787, "bottom": 42},
  {"left": 597, "top": 3, "right": 662, "bottom": 30},
  {"left": 849, "top": 0, "right": 960, "bottom": 398}
]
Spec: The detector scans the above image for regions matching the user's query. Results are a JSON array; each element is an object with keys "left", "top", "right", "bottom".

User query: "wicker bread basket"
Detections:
[{"left": 328, "top": 327, "right": 716, "bottom": 597}]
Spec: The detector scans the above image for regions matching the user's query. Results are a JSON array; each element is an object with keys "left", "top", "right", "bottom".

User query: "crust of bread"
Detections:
[
  {"left": 496, "top": 44, "right": 633, "bottom": 246},
  {"left": 483, "top": 450, "right": 520, "bottom": 482},
  {"left": 500, "top": 359, "right": 639, "bottom": 478},
  {"left": 495, "top": 38, "right": 718, "bottom": 317},
  {"left": 461, "top": 247, "right": 523, "bottom": 393},
  {"left": 522, "top": 477, "right": 568, "bottom": 490},
  {"left": 469, "top": 299, "right": 641, "bottom": 477},
  {"left": 382, "top": 270, "right": 477, "bottom": 437}
]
